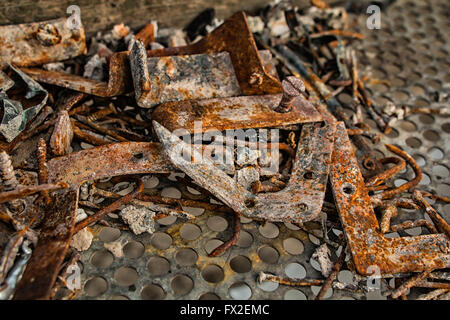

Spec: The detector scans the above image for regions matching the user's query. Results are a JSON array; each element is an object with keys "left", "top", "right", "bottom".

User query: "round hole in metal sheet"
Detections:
[
  {"left": 413, "top": 154, "right": 426, "bottom": 167},
  {"left": 199, "top": 292, "right": 221, "bottom": 300},
  {"left": 257, "top": 278, "right": 279, "bottom": 292},
  {"left": 123, "top": 241, "right": 144, "bottom": 259},
  {"left": 84, "top": 277, "right": 108, "bottom": 297},
  {"left": 147, "top": 256, "right": 170, "bottom": 276},
  {"left": 229, "top": 282, "right": 252, "bottom": 300},
  {"left": 236, "top": 230, "right": 253, "bottom": 248},
  {"left": 206, "top": 216, "right": 228, "bottom": 232},
  {"left": 285, "top": 263, "right": 306, "bottom": 279},
  {"left": 437, "top": 184, "right": 450, "bottom": 197},
  {"left": 432, "top": 165, "right": 449, "bottom": 179},
  {"left": 423, "top": 129, "right": 440, "bottom": 142},
  {"left": 161, "top": 187, "right": 181, "bottom": 199},
  {"left": 201, "top": 264, "right": 224, "bottom": 283},
  {"left": 157, "top": 215, "right": 177, "bottom": 226},
  {"left": 429, "top": 147, "right": 444, "bottom": 160},
  {"left": 151, "top": 232, "right": 172, "bottom": 250},
  {"left": 205, "top": 239, "right": 224, "bottom": 256},
  {"left": 283, "top": 237, "right": 304, "bottom": 255},
  {"left": 141, "top": 283, "right": 166, "bottom": 300},
  {"left": 405, "top": 137, "right": 422, "bottom": 148},
  {"left": 337, "top": 270, "right": 355, "bottom": 284},
  {"left": 419, "top": 173, "right": 431, "bottom": 185},
  {"left": 418, "top": 114, "right": 435, "bottom": 124},
  {"left": 175, "top": 248, "right": 198, "bottom": 266},
  {"left": 398, "top": 120, "right": 417, "bottom": 132},
  {"left": 182, "top": 206, "right": 205, "bottom": 216},
  {"left": 284, "top": 289, "right": 307, "bottom": 300},
  {"left": 230, "top": 255, "right": 252, "bottom": 273},
  {"left": 442, "top": 123, "right": 450, "bottom": 133},
  {"left": 180, "top": 223, "right": 201, "bottom": 241},
  {"left": 258, "top": 222, "right": 279, "bottom": 238},
  {"left": 258, "top": 245, "right": 279, "bottom": 264},
  {"left": 98, "top": 227, "right": 120, "bottom": 242},
  {"left": 91, "top": 250, "right": 114, "bottom": 269},
  {"left": 171, "top": 274, "right": 194, "bottom": 296},
  {"left": 114, "top": 266, "right": 138, "bottom": 286}
]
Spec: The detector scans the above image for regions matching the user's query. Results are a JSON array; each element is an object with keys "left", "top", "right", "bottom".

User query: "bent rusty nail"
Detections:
[
  {"left": 153, "top": 120, "right": 335, "bottom": 223},
  {"left": 315, "top": 244, "right": 347, "bottom": 300},
  {"left": 258, "top": 271, "right": 324, "bottom": 287},
  {"left": 373, "top": 144, "right": 422, "bottom": 201},
  {"left": 73, "top": 178, "right": 144, "bottom": 233},
  {"left": 330, "top": 122, "right": 450, "bottom": 275},
  {"left": 391, "top": 269, "right": 432, "bottom": 299},
  {"left": 0, "top": 182, "right": 68, "bottom": 204},
  {"left": 0, "top": 18, "right": 86, "bottom": 68},
  {"left": 365, "top": 157, "right": 406, "bottom": 187},
  {"left": 208, "top": 212, "right": 240, "bottom": 257},
  {"left": 412, "top": 190, "right": 450, "bottom": 238}
]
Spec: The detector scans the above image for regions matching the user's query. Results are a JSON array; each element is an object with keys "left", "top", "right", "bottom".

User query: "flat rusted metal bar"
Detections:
[
  {"left": 330, "top": 122, "right": 450, "bottom": 275},
  {"left": 154, "top": 120, "right": 335, "bottom": 223},
  {"left": 47, "top": 142, "right": 173, "bottom": 186},
  {"left": 152, "top": 92, "right": 323, "bottom": 133},
  {"left": 0, "top": 18, "right": 86, "bottom": 68}
]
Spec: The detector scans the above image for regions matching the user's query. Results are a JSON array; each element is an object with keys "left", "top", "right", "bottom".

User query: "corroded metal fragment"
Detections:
[
  {"left": 13, "top": 188, "right": 79, "bottom": 300},
  {"left": 130, "top": 43, "right": 241, "bottom": 108},
  {"left": 152, "top": 93, "right": 322, "bottom": 133},
  {"left": 47, "top": 142, "right": 174, "bottom": 186},
  {"left": 0, "top": 18, "right": 86, "bottom": 68},
  {"left": 153, "top": 120, "right": 334, "bottom": 223},
  {"left": 330, "top": 122, "right": 450, "bottom": 275},
  {"left": 50, "top": 110, "right": 73, "bottom": 156}
]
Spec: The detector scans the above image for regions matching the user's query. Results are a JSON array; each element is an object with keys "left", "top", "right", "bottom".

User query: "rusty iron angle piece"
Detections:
[
  {"left": 153, "top": 120, "right": 335, "bottom": 223},
  {"left": 21, "top": 11, "right": 281, "bottom": 98},
  {"left": 152, "top": 92, "right": 323, "bottom": 133},
  {"left": 330, "top": 122, "right": 450, "bottom": 276},
  {"left": 0, "top": 17, "right": 86, "bottom": 68},
  {"left": 130, "top": 43, "right": 242, "bottom": 108}
]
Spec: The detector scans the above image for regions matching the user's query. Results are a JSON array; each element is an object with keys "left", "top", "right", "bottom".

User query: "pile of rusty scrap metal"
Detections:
[{"left": 0, "top": 2, "right": 449, "bottom": 300}]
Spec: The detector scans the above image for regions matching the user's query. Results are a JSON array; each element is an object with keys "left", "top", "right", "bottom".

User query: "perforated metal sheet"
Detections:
[{"left": 70, "top": 0, "right": 449, "bottom": 300}]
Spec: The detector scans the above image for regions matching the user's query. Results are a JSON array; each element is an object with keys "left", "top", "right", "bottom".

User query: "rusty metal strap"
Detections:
[{"left": 330, "top": 122, "right": 450, "bottom": 275}]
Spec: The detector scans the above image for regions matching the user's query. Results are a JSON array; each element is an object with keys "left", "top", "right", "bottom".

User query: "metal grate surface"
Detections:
[{"left": 69, "top": 0, "right": 449, "bottom": 300}]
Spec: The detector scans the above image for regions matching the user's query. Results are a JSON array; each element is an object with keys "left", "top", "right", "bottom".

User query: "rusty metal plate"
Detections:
[
  {"left": 0, "top": 18, "right": 86, "bottom": 68},
  {"left": 154, "top": 120, "right": 334, "bottom": 223},
  {"left": 47, "top": 142, "right": 174, "bottom": 186},
  {"left": 152, "top": 94, "right": 322, "bottom": 133},
  {"left": 144, "top": 11, "right": 282, "bottom": 96},
  {"left": 330, "top": 122, "right": 450, "bottom": 276},
  {"left": 131, "top": 49, "right": 241, "bottom": 108}
]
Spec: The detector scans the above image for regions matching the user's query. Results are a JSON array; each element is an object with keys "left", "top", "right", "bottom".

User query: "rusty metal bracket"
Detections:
[
  {"left": 21, "top": 12, "right": 281, "bottom": 99},
  {"left": 130, "top": 11, "right": 281, "bottom": 108},
  {"left": 0, "top": 18, "right": 86, "bottom": 68},
  {"left": 330, "top": 122, "right": 450, "bottom": 276},
  {"left": 152, "top": 76, "right": 322, "bottom": 133},
  {"left": 153, "top": 120, "right": 335, "bottom": 223}
]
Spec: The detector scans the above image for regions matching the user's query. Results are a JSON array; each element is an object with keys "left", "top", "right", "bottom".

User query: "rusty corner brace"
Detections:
[
  {"left": 0, "top": 17, "right": 86, "bottom": 68},
  {"left": 21, "top": 11, "right": 282, "bottom": 99},
  {"left": 130, "top": 11, "right": 282, "bottom": 108},
  {"left": 153, "top": 120, "right": 335, "bottom": 223},
  {"left": 330, "top": 122, "right": 450, "bottom": 276},
  {"left": 12, "top": 142, "right": 174, "bottom": 300}
]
